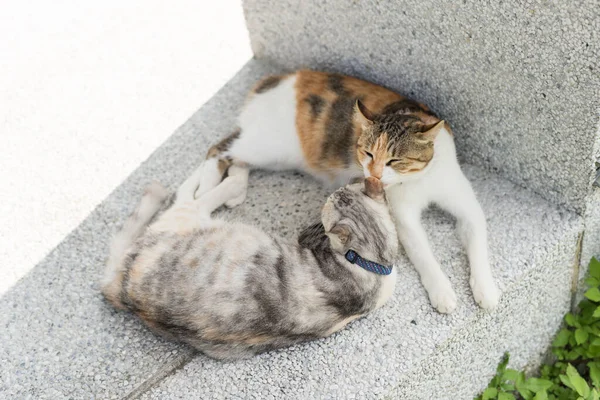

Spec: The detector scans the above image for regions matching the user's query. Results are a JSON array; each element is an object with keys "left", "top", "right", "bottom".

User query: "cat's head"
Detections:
[
  {"left": 354, "top": 100, "right": 446, "bottom": 186},
  {"left": 321, "top": 177, "right": 398, "bottom": 265}
]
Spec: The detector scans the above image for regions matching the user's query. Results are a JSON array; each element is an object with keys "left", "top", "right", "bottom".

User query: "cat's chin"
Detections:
[
  {"left": 382, "top": 168, "right": 432, "bottom": 186},
  {"left": 381, "top": 175, "right": 414, "bottom": 186}
]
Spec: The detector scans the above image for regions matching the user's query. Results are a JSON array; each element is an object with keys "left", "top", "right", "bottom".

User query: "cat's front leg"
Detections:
[
  {"left": 435, "top": 172, "right": 500, "bottom": 310},
  {"left": 390, "top": 201, "right": 458, "bottom": 314}
]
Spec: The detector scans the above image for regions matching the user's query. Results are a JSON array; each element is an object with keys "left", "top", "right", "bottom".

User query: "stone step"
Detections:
[{"left": 0, "top": 60, "right": 581, "bottom": 399}]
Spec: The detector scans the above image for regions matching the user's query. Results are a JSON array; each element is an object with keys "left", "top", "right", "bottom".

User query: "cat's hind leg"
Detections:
[
  {"left": 195, "top": 166, "right": 248, "bottom": 218},
  {"left": 151, "top": 162, "right": 245, "bottom": 233},
  {"left": 175, "top": 162, "right": 206, "bottom": 205},
  {"left": 224, "top": 165, "right": 249, "bottom": 208},
  {"left": 151, "top": 162, "right": 217, "bottom": 233}
]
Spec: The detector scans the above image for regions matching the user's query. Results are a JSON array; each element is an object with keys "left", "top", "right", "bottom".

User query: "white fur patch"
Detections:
[
  {"left": 231, "top": 75, "right": 305, "bottom": 170},
  {"left": 375, "top": 268, "right": 397, "bottom": 309}
]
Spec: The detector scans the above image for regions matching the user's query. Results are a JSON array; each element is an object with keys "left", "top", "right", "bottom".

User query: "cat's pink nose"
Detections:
[{"left": 368, "top": 162, "right": 384, "bottom": 179}]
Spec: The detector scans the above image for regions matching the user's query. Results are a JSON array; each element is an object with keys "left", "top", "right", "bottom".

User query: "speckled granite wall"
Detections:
[{"left": 244, "top": 0, "right": 600, "bottom": 214}]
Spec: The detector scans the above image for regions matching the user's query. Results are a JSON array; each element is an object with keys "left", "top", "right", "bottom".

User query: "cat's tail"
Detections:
[{"left": 101, "top": 182, "right": 169, "bottom": 308}]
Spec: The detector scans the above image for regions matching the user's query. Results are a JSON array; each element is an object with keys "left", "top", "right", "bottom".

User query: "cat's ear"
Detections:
[
  {"left": 326, "top": 223, "right": 351, "bottom": 252},
  {"left": 354, "top": 99, "right": 375, "bottom": 127},
  {"left": 419, "top": 120, "right": 445, "bottom": 141},
  {"left": 364, "top": 177, "right": 385, "bottom": 202}
]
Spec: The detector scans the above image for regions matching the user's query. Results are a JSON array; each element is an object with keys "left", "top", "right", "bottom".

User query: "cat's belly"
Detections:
[{"left": 232, "top": 75, "right": 306, "bottom": 170}]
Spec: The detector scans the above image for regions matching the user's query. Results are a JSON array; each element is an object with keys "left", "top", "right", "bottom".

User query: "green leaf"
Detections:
[
  {"left": 553, "top": 348, "right": 565, "bottom": 360},
  {"left": 524, "top": 378, "right": 554, "bottom": 393},
  {"left": 589, "top": 257, "right": 600, "bottom": 279},
  {"left": 501, "top": 383, "right": 516, "bottom": 391},
  {"left": 566, "top": 350, "right": 582, "bottom": 360},
  {"left": 588, "top": 277, "right": 600, "bottom": 288},
  {"left": 576, "top": 329, "right": 590, "bottom": 345},
  {"left": 533, "top": 391, "right": 548, "bottom": 400},
  {"left": 576, "top": 347, "right": 587, "bottom": 357},
  {"left": 565, "top": 350, "right": 579, "bottom": 361},
  {"left": 497, "top": 353, "right": 510, "bottom": 375},
  {"left": 586, "top": 288, "right": 600, "bottom": 302},
  {"left": 566, "top": 364, "right": 590, "bottom": 397},
  {"left": 482, "top": 387, "right": 498, "bottom": 400},
  {"left": 570, "top": 335, "right": 578, "bottom": 347},
  {"left": 498, "top": 393, "right": 516, "bottom": 400},
  {"left": 518, "top": 388, "right": 534, "bottom": 400},
  {"left": 589, "top": 362, "right": 600, "bottom": 388},
  {"left": 553, "top": 329, "right": 572, "bottom": 347},
  {"left": 516, "top": 375, "right": 533, "bottom": 400},
  {"left": 588, "top": 345, "right": 600, "bottom": 358},
  {"left": 585, "top": 325, "right": 595, "bottom": 333},
  {"left": 590, "top": 389, "right": 600, "bottom": 400},
  {"left": 593, "top": 307, "right": 600, "bottom": 318},
  {"left": 503, "top": 368, "right": 520, "bottom": 382},
  {"left": 581, "top": 299, "right": 595, "bottom": 312},
  {"left": 541, "top": 365, "right": 552, "bottom": 378},
  {"left": 567, "top": 314, "right": 581, "bottom": 328},
  {"left": 560, "top": 373, "right": 573, "bottom": 390}
]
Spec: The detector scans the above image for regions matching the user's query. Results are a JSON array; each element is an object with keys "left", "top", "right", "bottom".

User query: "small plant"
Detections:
[{"left": 476, "top": 258, "right": 600, "bottom": 400}]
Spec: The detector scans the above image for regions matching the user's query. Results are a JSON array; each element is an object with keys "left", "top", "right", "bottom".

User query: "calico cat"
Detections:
[
  {"left": 195, "top": 70, "right": 500, "bottom": 313},
  {"left": 101, "top": 164, "right": 399, "bottom": 360}
]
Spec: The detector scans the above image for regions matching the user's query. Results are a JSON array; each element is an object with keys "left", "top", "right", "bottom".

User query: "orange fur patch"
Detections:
[
  {"left": 101, "top": 271, "right": 126, "bottom": 310},
  {"left": 202, "top": 326, "right": 273, "bottom": 345},
  {"left": 324, "top": 314, "right": 362, "bottom": 336},
  {"left": 294, "top": 71, "right": 335, "bottom": 173},
  {"left": 294, "top": 70, "right": 438, "bottom": 176}
]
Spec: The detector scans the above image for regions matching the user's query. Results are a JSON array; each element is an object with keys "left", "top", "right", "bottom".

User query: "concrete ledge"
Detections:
[{"left": 0, "top": 60, "right": 582, "bottom": 399}]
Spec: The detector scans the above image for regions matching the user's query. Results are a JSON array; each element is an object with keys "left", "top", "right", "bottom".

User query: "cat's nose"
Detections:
[
  {"left": 368, "top": 167, "right": 383, "bottom": 179},
  {"left": 368, "top": 161, "right": 384, "bottom": 179}
]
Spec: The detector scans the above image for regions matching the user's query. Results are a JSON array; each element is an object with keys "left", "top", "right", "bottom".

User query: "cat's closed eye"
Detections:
[
  {"left": 365, "top": 151, "right": 374, "bottom": 159},
  {"left": 386, "top": 159, "right": 401, "bottom": 166}
]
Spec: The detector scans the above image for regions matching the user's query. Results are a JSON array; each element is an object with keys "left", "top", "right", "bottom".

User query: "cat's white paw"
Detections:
[
  {"left": 225, "top": 192, "right": 247, "bottom": 208},
  {"left": 220, "top": 175, "right": 247, "bottom": 208},
  {"left": 194, "top": 185, "right": 206, "bottom": 200},
  {"left": 424, "top": 278, "right": 458, "bottom": 314},
  {"left": 470, "top": 275, "right": 500, "bottom": 310}
]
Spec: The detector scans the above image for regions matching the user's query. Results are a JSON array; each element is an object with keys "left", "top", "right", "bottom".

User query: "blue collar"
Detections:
[{"left": 345, "top": 250, "right": 393, "bottom": 275}]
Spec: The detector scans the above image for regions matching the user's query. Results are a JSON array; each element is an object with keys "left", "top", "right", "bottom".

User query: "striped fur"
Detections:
[{"left": 102, "top": 167, "right": 398, "bottom": 360}]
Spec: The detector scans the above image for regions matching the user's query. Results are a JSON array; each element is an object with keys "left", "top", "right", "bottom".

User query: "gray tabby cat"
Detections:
[{"left": 101, "top": 164, "right": 398, "bottom": 360}]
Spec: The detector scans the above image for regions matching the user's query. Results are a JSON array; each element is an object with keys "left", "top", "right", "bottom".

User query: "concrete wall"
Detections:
[{"left": 244, "top": 0, "right": 600, "bottom": 214}]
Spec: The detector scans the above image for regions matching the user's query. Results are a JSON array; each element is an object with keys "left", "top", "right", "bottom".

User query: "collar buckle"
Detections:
[{"left": 345, "top": 250, "right": 358, "bottom": 264}]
